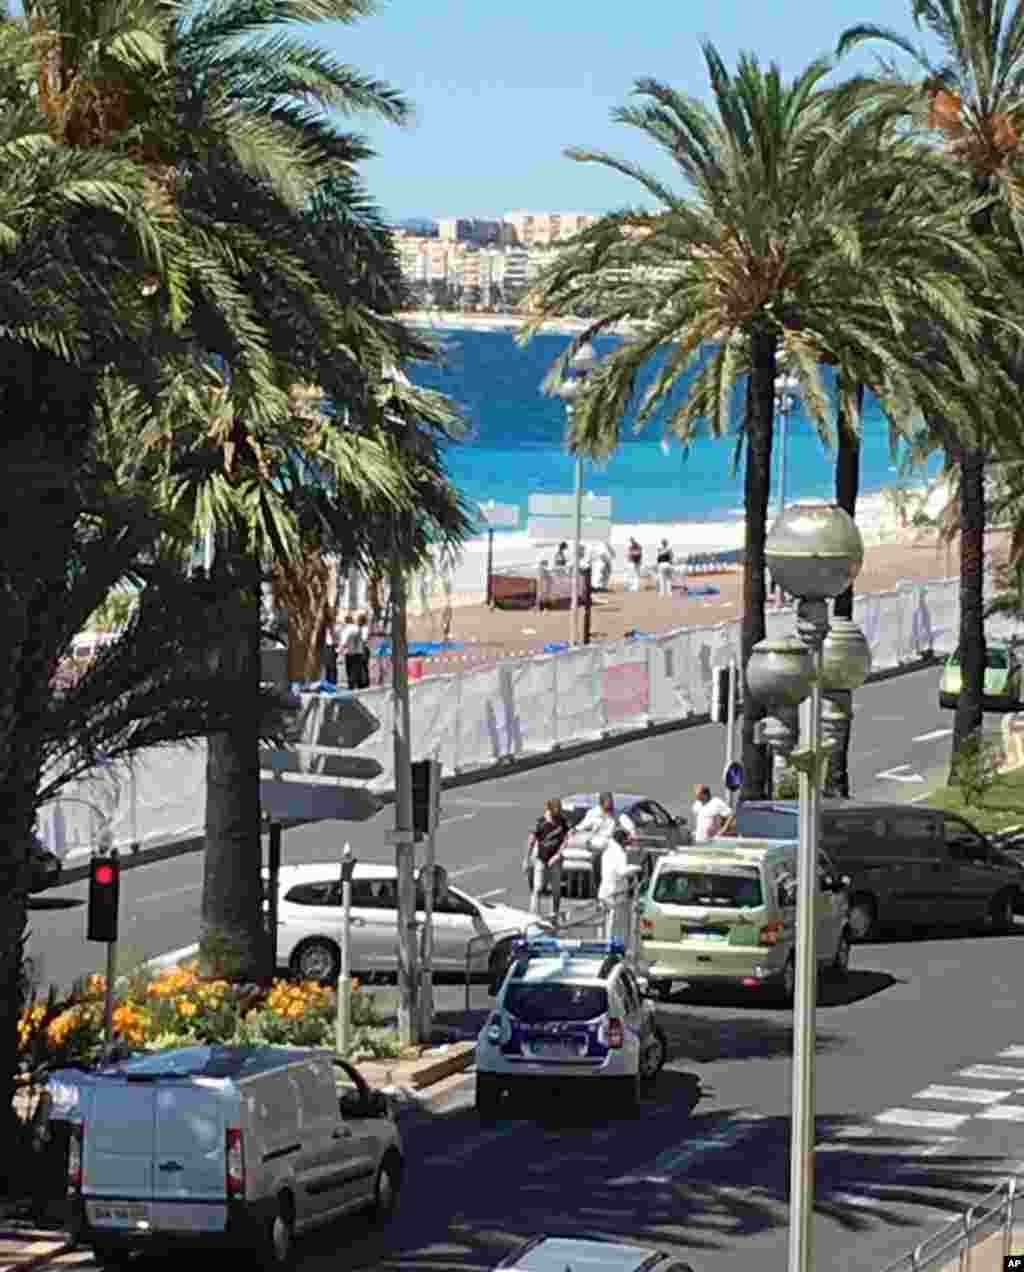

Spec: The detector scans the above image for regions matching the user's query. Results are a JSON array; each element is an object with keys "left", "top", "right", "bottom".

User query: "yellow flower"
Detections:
[
  {"left": 113, "top": 1003, "right": 151, "bottom": 1043},
  {"left": 86, "top": 974, "right": 106, "bottom": 997},
  {"left": 176, "top": 999, "right": 198, "bottom": 1019}
]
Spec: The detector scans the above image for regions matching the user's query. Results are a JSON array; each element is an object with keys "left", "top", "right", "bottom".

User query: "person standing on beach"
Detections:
[
  {"left": 337, "top": 613, "right": 363, "bottom": 689},
  {"left": 656, "top": 539, "right": 674, "bottom": 596},
  {"left": 627, "top": 537, "right": 643, "bottom": 591},
  {"left": 554, "top": 541, "right": 569, "bottom": 570}
]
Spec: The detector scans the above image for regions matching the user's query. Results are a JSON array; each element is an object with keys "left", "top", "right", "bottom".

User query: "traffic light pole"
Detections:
[
  {"left": 103, "top": 939, "right": 117, "bottom": 1049},
  {"left": 419, "top": 758, "right": 441, "bottom": 1040},
  {"left": 391, "top": 545, "right": 419, "bottom": 1047}
]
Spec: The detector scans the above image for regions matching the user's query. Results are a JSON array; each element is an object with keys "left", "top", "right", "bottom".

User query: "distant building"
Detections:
[
  {"left": 438, "top": 217, "right": 510, "bottom": 246},
  {"left": 503, "top": 211, "right": 599, "bottom": 246}
]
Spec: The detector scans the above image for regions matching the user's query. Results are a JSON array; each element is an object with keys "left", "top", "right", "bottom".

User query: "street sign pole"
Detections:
[
  {"left": 419, "top": 758, "right": 442, "bottom": 1040},
  {"left": 726, "top": 659, "right": 738, "bottom": 809},
  {"left": 486, "top": 528, "right": 494, "bottom": 608},
  {"left": 336, "top": 843, "right": 356, "bottom": 1056}
]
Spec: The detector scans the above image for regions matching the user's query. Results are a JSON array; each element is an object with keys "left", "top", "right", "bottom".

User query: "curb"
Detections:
[
  {"left": 46, "top": 653, "right": 941, "bottom": 890},
  {"left": 0, "top": 1230, "right": 74, "bottom": 1272}
]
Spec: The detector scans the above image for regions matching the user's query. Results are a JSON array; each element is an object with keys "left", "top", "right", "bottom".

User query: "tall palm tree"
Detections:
[
  {"left": 837, "top": 0, "right": 1024, "bottom": 779},
  {"left": 522, "top": 43, "right": 1005, "bottom": 800}
]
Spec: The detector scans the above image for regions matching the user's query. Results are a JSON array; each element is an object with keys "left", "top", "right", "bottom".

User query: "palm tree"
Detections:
[
  {"left": 521, "top": 43, "right": 1005, "bottom": 800},
  {"left": 837, "top": 0, "right": 1024, "bottom": 780}
]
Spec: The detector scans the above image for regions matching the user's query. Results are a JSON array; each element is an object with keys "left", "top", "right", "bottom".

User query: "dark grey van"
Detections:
[{"left": 732, "top": 801, "right": 1024, "bottom": 940}]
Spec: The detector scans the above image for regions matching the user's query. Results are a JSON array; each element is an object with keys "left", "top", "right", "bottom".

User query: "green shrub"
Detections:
[{"left": 952, "top": 730, "right": 1003, "bottom": 806}]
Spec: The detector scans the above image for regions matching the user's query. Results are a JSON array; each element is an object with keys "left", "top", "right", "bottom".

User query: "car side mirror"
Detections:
[
  {"left": 339, "top": 1089, "right": 367, "bottom": 1119},
  {"left": 839, "top": 875, "right": 851, "bottom": 889},
  {"left": 368, "top": 1090, "right": 389, "bottom": 1118}
]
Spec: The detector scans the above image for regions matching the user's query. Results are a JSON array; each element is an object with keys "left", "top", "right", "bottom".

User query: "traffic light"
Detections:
[
  {"left": 87, "top": 855, "right": 120, "bottom": 943},
  {"left": 711, "top": 666, "right": 731, "bottom": 724},
  {"left": 411, "top": 759, "right": 441, "bottom": 840}
]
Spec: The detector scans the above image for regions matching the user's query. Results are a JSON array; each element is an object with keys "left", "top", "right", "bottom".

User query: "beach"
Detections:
[{"left": 399, "top": 309, "right": 641, "bottom": 336}]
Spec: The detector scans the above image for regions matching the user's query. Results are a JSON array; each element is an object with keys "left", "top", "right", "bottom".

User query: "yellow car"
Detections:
[{"left": 939, "top": 641, "right": 1021, "bottom": 712}]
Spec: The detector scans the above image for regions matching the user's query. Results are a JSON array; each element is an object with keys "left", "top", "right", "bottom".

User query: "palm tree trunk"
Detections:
[
  {"left": 824, "top": 381, "right": 863, "bottom": 799},
  {"left": 950, "top": 445, "right": 987, "bottom": 781},
  {"left": 740, "top": 326, "right": 776, "bottom": 801},
  {"left": 200, "top": 537, "right": 266, "bottom": 980}
]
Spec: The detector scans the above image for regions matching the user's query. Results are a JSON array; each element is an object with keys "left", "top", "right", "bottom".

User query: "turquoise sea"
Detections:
[{"left": 407, "top": 327, "right": 942, "bottom": 534}]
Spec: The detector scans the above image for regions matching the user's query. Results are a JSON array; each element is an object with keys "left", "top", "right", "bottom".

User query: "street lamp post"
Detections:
[
  {"left": 552, "top": 341, "right": 598, "bottom": 647},
  {"left": 746, "top": 503, "right": 870, "bottom": 1272},
  {"left": 774, "top": 373, "right": 800, "bottom": 523}
]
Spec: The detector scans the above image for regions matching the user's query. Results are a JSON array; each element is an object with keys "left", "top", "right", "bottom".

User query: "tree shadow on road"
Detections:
[{"left": 661, "top": 969, "right": 900, "bottom": 1013}]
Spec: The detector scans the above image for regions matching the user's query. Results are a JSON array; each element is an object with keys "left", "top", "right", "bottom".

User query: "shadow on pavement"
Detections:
[
  {"left": 662, "top": 970, "right": 900, "bottom": 1014},
  {"left": 24, "top": 897, "right": 83, "bottom": 911},
  {"left": 304, "top": 1103, "right": 1006, "bottom": 1272}
]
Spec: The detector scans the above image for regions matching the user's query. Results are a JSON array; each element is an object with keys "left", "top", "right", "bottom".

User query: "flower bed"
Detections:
[{"left": 17, "top": 961, "right": 399, "bottom": 1071}]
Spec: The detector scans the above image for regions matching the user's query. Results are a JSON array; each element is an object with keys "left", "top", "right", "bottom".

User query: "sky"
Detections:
[{"left": 322, "top": 0, "right": 942, "bottom": 223}]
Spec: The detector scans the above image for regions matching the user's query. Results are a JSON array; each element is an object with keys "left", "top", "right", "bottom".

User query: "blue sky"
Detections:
[{"left": 326, "top": 0, "right": 941, "bottom": 222}]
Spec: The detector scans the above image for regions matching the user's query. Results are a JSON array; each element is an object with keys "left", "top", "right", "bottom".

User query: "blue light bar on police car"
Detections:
[{"left": 510, "top": 937, "right": 625, "bottom": 959}]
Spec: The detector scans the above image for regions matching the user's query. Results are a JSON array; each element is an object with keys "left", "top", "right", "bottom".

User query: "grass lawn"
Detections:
[{"left": 921, "top": 765, "right": 1024, "bottom": 834}]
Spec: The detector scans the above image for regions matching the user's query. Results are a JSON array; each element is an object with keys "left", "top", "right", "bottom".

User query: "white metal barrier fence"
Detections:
[
  {"left": 881, "top": 1175, "right": 1020, "bottom": 1272},
  {"left": 39, "top": 573, "right": 1021, "bottom": 860}
]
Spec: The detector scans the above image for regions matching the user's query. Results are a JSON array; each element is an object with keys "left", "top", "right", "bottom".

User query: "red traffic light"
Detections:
[{"left": 93, "top": 863, "right": 116, "bottom": 885}]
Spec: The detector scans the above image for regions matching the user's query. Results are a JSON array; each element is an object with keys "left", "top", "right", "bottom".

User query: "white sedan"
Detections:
[{"left": 273, "top": 862, "right": 547, "bottom": 982}]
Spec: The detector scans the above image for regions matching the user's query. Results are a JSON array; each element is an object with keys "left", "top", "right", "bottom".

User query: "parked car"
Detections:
[
  {"left": 273, "top": 862, "right": 546, "bottom": 983},
  {"left": 559, "top": 792, "right": 692, "bottom": 879},
  {"left": 62, "top": 1045, "right": 402, "bottom": 1268},
  {"left": 939, "top": 640, "right": 1022, "bottom": 711},
  {"left": 496, "top": 1234, "right": 694, "bottom": 1272},
  {"left": 732, "top": 800, "right": 1024, "bottom": 937},
  {"left": 476, "top": 936, "right": 667, "bottom": 1119},
  {"left": 637, "top": 839, "right": 850, "bottom": 1002}
]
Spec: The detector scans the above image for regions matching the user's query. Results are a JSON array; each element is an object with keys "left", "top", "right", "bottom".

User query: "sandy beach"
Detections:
[{"left": 399, "top": 309, "right": 641, "bottom": 336}]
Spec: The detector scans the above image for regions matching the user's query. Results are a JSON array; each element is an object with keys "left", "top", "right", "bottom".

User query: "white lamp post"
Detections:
[
  {"left": 774, "top": 373, "right": 800, "bottom": 522},
  {"left": 552, "top": 341, "right": 598, "bottom": 647},
  {"left": 746, "top": 503, "right": 869, "bottom": 1272}
]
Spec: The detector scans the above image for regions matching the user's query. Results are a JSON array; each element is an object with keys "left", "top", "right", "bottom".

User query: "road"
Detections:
[
  {"left": 25, "top": 661, "right": 1024, "bottom": 1272},
  {"left": 41, "top": 927, "right": 1024, "bottom": 1272},
  {"left": 27, "top": 662, "right": 957, "bottom": 991}
]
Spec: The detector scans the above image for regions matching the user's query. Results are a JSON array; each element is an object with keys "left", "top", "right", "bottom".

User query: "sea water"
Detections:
[{"left": 408, "top": 328, "right": 940, "bottom": 534}]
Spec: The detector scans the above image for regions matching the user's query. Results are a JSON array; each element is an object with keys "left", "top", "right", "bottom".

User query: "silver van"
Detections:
[{"left": 57, "top": 1045, "right": 402, "bottom": 1269}]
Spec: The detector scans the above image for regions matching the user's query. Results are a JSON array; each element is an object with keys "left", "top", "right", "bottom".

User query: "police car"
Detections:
[{"left": 475, "top": 938, "right": 668, "bottom": 1119}]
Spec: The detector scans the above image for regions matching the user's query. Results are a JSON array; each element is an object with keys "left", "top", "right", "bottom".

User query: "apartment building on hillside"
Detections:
[{"left": 503, "top": 211, "right": 598, "bottom": 246}]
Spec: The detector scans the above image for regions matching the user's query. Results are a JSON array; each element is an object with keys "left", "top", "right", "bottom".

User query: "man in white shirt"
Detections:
[
  {"left": 598, "top": 828, "right": 637, "bottom": 943},
  {"left": 575, "top": 793, "right": 636, "bottom": 851},
  {"left": 692, "top": 783, "right": 733, "bottom": 841},
  {"left": 336, "top": 613, "right": 364, "bottom": 689}
]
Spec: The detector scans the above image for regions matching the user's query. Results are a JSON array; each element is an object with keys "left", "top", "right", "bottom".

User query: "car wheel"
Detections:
[
  {"left": 639, "top": 1024, "right": 668, "bottom": 1080},
  {"left": 939, "top": 692, "right": 957, "bottom": 710},
  {"left": 648, "top": 979, "right": 673, "bottom": 1001},
  {"left": 615, "top": 1074, "right": 641, "bottom": 1115},
  {"left": 988, "top": 889, "right": 1016, "bottom": 935},
  {"left": 91, "top": 1248, "right": 131, "bottom": 1270},
  {"left": 847, "top": 894, "right": 877, "bottom": 942},
  {"left": 259, "top": 1196, "right": 294, "bottom": 1269},
  {"left": 367, "top": 1151, "right": 402, "bottom": 1223},
  {"left": 829, "top": 928, "right": 851, "bottom": 979},
  {"left": 476, "top": 1073, "right": 501, "bottom": 1123},
  {"left": 289, "top": 937, "right": 341, "bottom": 983}
]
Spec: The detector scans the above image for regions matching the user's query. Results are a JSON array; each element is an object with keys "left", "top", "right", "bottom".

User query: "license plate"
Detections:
[
  {"left": 531, "top": 1040, "right": 580, "bottom": 1057},
  {"left": 88, "top": 1201, "right": 150, "bottom": 1228},
  {"left": 682, "top": 926, "right": 725, "bottom": 940}
]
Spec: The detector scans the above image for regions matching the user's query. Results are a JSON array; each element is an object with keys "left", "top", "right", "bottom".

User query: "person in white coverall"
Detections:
[{"left": 598, "top": 827, "right": 636, "bottom": 944}]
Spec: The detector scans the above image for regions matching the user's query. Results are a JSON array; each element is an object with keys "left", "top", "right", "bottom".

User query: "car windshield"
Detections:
[
  {"left": 503, "top": 983, "right": 608, "bottom": 1023},
  {"left": 652, "top": 868, "right": 763, "bottom": 908}
]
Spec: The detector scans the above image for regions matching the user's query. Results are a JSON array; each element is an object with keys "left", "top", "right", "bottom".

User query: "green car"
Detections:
[{"left": 939, "top": 640, "right": 1021, "bottom": 712}]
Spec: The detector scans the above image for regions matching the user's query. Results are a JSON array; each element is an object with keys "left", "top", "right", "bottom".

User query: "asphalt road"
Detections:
[
  {"left": 46, "top": 926, "right": 1024, "bottom": 1272},
  {"left": 26, "top": 663, "right": 961, "bottom": 992}
]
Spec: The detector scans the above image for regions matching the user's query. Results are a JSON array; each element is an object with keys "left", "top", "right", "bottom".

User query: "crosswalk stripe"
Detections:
[
  {"left": 912, "top": 1085, "right": 1009, "bottom": 1105},
  {"left": 875, "top": 1109, "right": 970, "bottom": 1130},
  {"left": 976, "top": 1104, "right": 1024, "bottom": 1122},
  {"left": 998, "top": 1046, "right": 1024, "bottom": 1059},
  {"left": 958, "top": 1065, "right": 1024, "bottom": 1082}
]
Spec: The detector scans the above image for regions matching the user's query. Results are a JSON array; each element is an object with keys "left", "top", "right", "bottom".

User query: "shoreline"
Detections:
[{"left": 400, "top": 309, "right": 641, "bottom": 336}]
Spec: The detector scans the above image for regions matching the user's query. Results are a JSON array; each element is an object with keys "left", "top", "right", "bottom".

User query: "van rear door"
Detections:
[
  {"left": 83, "top": 1082, "right": 155, "bottom": 1229},
  {"left": 152, "top": 1081, "right": 229, "bottom": 1234}
]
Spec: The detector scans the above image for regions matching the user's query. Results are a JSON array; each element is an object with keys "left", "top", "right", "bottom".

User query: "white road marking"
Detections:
[
  {"left": 144, "top": 944, "right": 199, "bottom": 970},
  {"left": 913, "top": 1085, "right": 1009, "bottom": 1105},
  {"left": 135, "top": 883, "right": 201, "bottom": 905},
  {"left": 912, "top": 728, "right": 954, "bottom": 743},
  {"left": 959, "top": 1065, "right": 1024, "bottom": 1082},
  {"left": 875, "top": 1109, "right": 970, "bottom": 1131},
  {"left": 476, "top": 889, "right": 507, "bottom": 900},
  {"left": 876, "top": 765, "right": 926, "bottom": 783},
  {"left": 439, "top": 813, "right": 479, "bottom": 826},
  {"left": 609, "top": 1115, "right": 763, "bottom": 1185},
  {"left": 999, "top": 1046, "right": 1024, "bottom": 1059},
  {"left": 976, "top": 1105, "right": 1024, "bottom": 1122},
  {"left": 448, "top": 863, "right": 493, "bottom": 880}
]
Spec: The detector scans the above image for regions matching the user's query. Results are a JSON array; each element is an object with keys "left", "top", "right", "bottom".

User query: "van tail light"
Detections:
[
  {"left": 759, "top": 921, "right": 785, "bottom": 947},
  {"left": 225, "top": 1127, "right": 245, "bottom": 1200},
  {"left": 639, "top": 918, "right": 655, "bottom": 936},
  {"left": 607, "top": 1017, "right": 624, "bottom": 1049},
  {"left": 67, "top": 1122, "right": 84, "bottom": 1193}
]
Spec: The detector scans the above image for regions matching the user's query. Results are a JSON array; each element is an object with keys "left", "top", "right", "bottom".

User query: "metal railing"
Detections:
[{"left": 880, "top": 1175, "right": 1019, "bottom": 1272}]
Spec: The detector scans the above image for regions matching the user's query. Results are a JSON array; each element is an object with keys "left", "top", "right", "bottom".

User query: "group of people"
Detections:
[
  {"left": 333, "top": 611, "right": 371, "bottom": 689},
  {"left": 523, "top": 785, "right": 737, "bottom": 941},
  {"left": 523, "top": 793, "right": 639, "bottom": 943},
  {"left": 626, "top": 536, "right": 677, "bottom": 596}
]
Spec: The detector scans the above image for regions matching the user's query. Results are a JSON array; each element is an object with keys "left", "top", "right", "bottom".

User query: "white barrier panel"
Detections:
[{"left": 44, "top": 572, "right": 1013, "bottom": 856}]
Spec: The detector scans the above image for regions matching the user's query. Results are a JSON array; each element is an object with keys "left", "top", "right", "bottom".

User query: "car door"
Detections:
[
  {"left": 288, "top": 1061, "right": 352, "bottom": 1223},
  {"left": 944, "top": 816, "right": 1001, "bottom": 920},
  {"left": 351, "top": 876, "right": 402, "bottom": 973},
  {"left": 624, "top": 802, "right": 664, "bottom": 877},
  {"left": 648, "top": 800, "right": 685, "bottom": 850},
  {"left": 416, "top": 882, "right": 481, "bottom": 970},
  {"left": 330, "top": 1061, "right": 382, "bottom": 1211},
  {"left": 618, "top": 968, "right": 646, "bottom": 1052}
]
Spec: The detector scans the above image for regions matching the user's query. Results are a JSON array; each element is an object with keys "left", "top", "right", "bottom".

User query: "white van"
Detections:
[
  {"left": 637, "top": 839, "right": 851, "bottom": 1001},
  {"left": 58, "top": 1045, "right": 403, "bottom": 1269}
]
